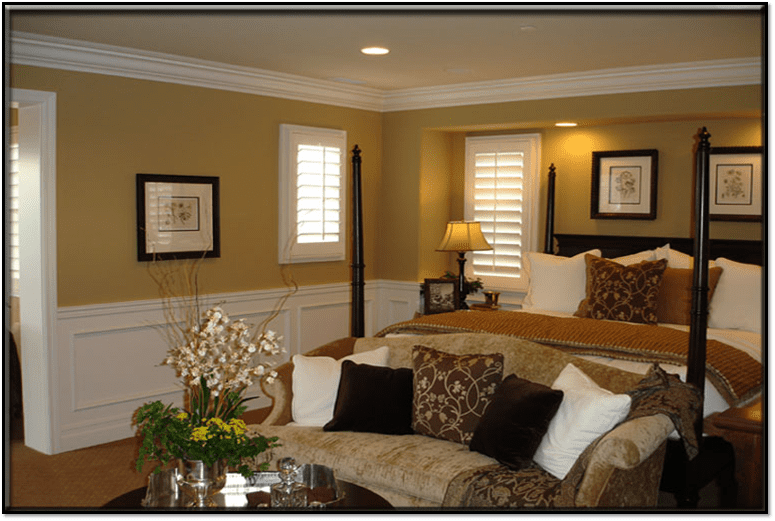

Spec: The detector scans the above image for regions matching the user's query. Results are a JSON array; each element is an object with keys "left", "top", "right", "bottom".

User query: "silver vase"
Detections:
[{"left": 176, "top": 458, "right": 227, "bottom": 507}]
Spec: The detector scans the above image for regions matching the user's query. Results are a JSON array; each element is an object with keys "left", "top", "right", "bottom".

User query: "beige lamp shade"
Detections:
[{"left": 436, "top": 221, "right": 492, "bottom": 252}]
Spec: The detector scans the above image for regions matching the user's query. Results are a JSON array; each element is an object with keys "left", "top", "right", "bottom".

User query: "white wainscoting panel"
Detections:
[
  {"left": 53, "top": 279, "right": 420, "bottom": 452},
  {"left": 374, "top": 280, "right": 421, "bottom": 331}
]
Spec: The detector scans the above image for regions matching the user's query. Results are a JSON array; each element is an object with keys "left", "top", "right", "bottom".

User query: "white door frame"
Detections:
[{"left": 11, "top": 88, "right": 58, "bottom": 454}]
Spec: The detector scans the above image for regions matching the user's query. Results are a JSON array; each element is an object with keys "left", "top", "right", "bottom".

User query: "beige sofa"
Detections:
[{"left": 252, "top": 333, "right": 676, "bottom": 508}]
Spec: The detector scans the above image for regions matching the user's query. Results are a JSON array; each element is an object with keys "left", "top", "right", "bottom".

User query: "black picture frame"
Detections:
[
  {"left": 423, "top": 278, "right": 459, "bottom": 315},
  {"left": 708, "top": 146, "right": 763, "bottom": 222},
  {"left": 136, "top": 173, "right": 220, "bottom": 261},
  {"left": 591, "top": 149, "right": 658, "bottom": 220}
]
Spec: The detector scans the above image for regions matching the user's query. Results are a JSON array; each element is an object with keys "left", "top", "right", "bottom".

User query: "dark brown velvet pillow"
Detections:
[
  {"left": 656, "top": 267, "right": 724, "bottom": 325},
  {"left": 412, "top": 345, "right": 504, "bottom": 446},
  {"left": 574, "top": 255, "right": 668, "bottom": 325},
  {"left": 469, "top": 374, "right": 564, "bottom": 470},
  {"left": 323, "top": 360, "right": 414, "bottom": 435}
]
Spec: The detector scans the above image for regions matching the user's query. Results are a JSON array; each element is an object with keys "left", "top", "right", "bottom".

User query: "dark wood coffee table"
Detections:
[{"left": 102, "top": 479, "right": 393, "bottom": 510}]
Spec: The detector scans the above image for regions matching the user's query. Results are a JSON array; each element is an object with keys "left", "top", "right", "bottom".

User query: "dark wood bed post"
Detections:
[
  {"left": 544, "top": 164, "right": 557, "bottom": 254},
  {"left": 688, "top": 127, "right": 711, "bottom": 437},
  {"left": 351, "top": 145, "right": 365, "bottom": 337}
]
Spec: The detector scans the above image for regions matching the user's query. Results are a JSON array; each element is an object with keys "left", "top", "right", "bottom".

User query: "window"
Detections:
[
  {"left": 465, "top": 134, "right": 541, "bottom": 291},
  {"left": 8, "top": 126, "right": 20, "bottom": 296},
  {"left": 279, "top": 124, "right": 347, "bottom": 263}
]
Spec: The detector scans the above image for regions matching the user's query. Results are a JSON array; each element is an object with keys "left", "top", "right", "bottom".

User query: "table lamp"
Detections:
[{"left": 436, "top": 221, "right": 492, "bottom": 309}]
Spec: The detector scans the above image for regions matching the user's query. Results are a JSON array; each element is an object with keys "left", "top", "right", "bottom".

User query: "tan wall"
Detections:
[
  {"left": 11, "top": 62, "right": 762, "bottom": 303},
  {"left": 418, "top": 130, "right": 455, "bottom": 281},
  {"left": 11, "top": 65, "right": 382, "bottom": 306},
  {"left": 382, "top": 86, "right": 762, "bottom": 281},
  {"left": 542, "top": 117, "right": 762, "bottom": 240}
]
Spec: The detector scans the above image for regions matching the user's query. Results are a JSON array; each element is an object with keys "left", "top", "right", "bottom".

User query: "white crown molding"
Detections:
[
  {"left": 382, "top": 58, "right": 762, "bottom": 111},
  {"left": 10, "top": 32, "right": 386, "bottom": 112},
  {"left": 11, "top": 31, "right": 761, "bottom": 113}
]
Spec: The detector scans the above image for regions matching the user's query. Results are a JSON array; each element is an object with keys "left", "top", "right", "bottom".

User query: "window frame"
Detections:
[
  {"left": 8, "top": 126, "right": 20, "bottom": 296},
  {"left": 464, "top": 133, "right": 541, "bottom": 292},
  {"left": 278, "top": 124, "right": 347, "bottom": 264}
]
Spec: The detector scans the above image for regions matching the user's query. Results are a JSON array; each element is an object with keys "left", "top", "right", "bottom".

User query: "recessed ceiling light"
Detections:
[
  {"left": 555, "top": 122, "right": 578, "bottom": 127},
  {"left": 361, "top": 47, "right": 389, "bottom": 55}
]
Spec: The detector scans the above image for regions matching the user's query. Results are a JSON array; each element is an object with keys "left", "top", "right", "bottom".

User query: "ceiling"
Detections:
[{"left": 8, "top": 7, "right": 763, "bottom": 92}]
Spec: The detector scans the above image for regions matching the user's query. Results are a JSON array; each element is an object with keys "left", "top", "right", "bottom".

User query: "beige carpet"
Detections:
[
  {"left": 8, "top": 436, "right": 154, "bottom": 510},
  {"left": 6, "top": 407, "right": 269, "bottom": 510}
]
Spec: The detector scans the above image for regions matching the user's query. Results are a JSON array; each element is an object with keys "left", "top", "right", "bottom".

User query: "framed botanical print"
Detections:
[
  {"left": 708, "top": 146, "right": 762, "bottom": 221},
  {"left": 591, "top": 149, "right": 658, "bottom": 220},
  {"left": 423, "top": 278, "right": 459, "bottom": 315},
  {"left": 136, "top": 173, "right": 220, "bottom": 261}
]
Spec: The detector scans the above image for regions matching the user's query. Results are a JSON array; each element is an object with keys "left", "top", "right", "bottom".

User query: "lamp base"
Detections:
[{"left": 457, "top": 253, "right": 468, "bottom": 310}]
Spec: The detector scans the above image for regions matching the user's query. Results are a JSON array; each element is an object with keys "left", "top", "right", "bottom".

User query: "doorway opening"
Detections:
[{"left": 9, "top": 89, "right": 58, "bottom": 455}]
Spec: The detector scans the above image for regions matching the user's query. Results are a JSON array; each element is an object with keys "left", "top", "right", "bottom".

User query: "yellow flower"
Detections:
[
  {"left": 229, "top": 419, "right": 247, "bottom": 436},
  {"left": 191, "top": 426, "right": 209, "bottom": 442},
  {"left": 175, "top": 411, "right": 189, "bottom": 421}
]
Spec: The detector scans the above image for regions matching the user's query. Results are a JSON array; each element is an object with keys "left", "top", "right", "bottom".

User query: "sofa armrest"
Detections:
[
  {"left": 592, "top": 414, "right": 674, "bottom": 469},
  {"left": 575, "top": 413, "right": 674, "bottom": 507},
  {"left": 259, "top": 337, "right": 357, "bottom": 426}
]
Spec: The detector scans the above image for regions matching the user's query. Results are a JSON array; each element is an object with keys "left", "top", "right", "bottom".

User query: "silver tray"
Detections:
[{"left": 142, "top": 463, "right": 344, "bottom": 508}]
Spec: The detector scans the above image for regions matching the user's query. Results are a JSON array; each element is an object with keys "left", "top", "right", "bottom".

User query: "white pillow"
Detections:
[
  {"left": 533, "top": 364, "right": 632, "bottom": 479},
  {"left": 522, "top": 249, "right": 601, "bottom": 313},
  {"left": 655, "top": 243, "right": 716, "bottom": 269},
  {"left": 291, "top": 346, "right": 390, "bottom": 426},
  {"left": 708, "top": 258, "right": 761, "bottom": 334}
]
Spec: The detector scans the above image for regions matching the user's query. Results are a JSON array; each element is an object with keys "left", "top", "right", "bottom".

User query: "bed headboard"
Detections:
[{"left": 553, "top": 233, "right": 763, "bottom": 266}]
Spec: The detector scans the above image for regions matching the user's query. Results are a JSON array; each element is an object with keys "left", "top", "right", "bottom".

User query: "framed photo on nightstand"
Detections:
[{"left": 423, "top": 278, "right": 459, "bottom": 315}]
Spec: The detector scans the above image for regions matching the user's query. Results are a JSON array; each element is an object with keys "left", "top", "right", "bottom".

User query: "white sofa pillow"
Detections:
[
  {"left": 708, "top": 257, "right": 761, "bottom": 334},
  {"left": 522, "top": 249, "right": 601, "bottom": 313},
  {"left": 291, "top": 346, "right": 390, "bottom": 426},
  {"left": 533, "top": 363, "right": 632, "bottom": 480}
]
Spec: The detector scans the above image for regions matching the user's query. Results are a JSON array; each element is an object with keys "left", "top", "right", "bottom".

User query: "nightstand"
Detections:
[
  {"left": 709, "top": 398, "right": 763, "bottom": 509},
  {"left": 469, "top": 303, "right": 500, "bottom": 311}
]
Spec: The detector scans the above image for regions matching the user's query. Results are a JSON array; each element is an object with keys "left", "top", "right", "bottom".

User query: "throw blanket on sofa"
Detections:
[
  {"left": 442, "top": 365, "right": 701, "bottom": 508},
  {"left": 376, "top": 311, "right": 761, "bottom": 407}
]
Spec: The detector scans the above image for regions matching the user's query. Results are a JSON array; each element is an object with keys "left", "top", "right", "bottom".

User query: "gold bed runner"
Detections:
[{"left": 376, "top": 311, "right": 761, "bottom": 407}]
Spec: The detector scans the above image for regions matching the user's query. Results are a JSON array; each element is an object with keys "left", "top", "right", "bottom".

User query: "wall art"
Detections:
[
  {"left": 591, "top": 149, "right": 658, "bottom": 220},
  {"left": 136, "top": 173, "right": 220, "bottom": 261},
  {"left": 708, "top": 146, "right": 762, "bottom": 221}
]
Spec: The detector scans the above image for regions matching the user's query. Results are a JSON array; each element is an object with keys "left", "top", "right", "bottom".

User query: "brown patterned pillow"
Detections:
[
  {"left": 412, "top": 345, "right": 504, "bottom": 445},
  {"left": 656, "top": 267, "right": 724, "bottom": 325},
  {"left": 574, "top": 255, "right": 668, "bottom": 325}
]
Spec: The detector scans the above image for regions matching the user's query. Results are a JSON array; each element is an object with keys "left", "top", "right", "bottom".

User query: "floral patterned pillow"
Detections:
[
  {"left": 574, "top": 255, "right": 668, "bottom": 325},
  {"left": 411, "top": 345, "right": 504, "bottom": 445}
]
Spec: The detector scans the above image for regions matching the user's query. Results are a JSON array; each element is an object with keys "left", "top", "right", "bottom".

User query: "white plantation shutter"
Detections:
[
  {"left": 8, "top": 127, "right": 20, "bottom": 296},
  {"left": 465, "top": 135, "right": 540, "bottom": 291},
  {"left": 296, "top": 144, "right": 342, "bottom": 244},
  {"left": 279, "top": 125, "right": 347, "bottom": 263}
]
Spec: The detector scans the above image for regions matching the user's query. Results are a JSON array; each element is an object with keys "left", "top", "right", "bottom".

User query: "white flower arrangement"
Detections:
[{"left": 163, "top": 305, "right": 283, "bottom": 398}]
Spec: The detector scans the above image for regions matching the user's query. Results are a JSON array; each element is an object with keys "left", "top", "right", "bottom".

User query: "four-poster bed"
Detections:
[{"left": 348, "top": 127, "right": 762, "bottom": 507}]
